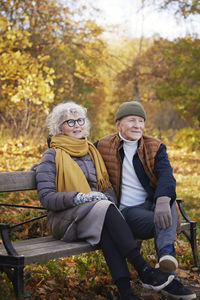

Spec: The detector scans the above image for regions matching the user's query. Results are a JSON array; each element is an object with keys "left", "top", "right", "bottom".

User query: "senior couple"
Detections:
[{"left": 36, "top": 101, "right": 196, "bottom": 300}]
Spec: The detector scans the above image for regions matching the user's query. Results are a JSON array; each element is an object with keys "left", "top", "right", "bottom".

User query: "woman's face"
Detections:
[{"left": 61, "top": 113, "right": 86, "bottom": 139}]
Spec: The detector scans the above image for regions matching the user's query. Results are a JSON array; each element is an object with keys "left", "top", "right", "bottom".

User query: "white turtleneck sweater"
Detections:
[{"left": 119, "top": 132, "right": 148, "bottom": 211}]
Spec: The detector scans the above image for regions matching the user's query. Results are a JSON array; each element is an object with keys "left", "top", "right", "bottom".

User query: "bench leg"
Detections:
[
  {"left": 190, "top": 223, "right": 199, "bottom": 267},
  {"left": 0, "top": 255, "right": 25, "bottom": 300},
  {"left": 3, "top": 265, "right": 24, "bottom": 300},
  {"left": 181, "top": 223, "right": 199, "bottom": 268}
]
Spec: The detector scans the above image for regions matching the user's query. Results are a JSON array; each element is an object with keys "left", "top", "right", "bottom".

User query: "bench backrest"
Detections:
[{"left": 0, "top": 171, "right": 36, "bottom": 192}]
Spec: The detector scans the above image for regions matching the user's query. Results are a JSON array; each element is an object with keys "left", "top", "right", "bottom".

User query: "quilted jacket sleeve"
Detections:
[
  {"left": 154, "top": 144, "right": 176, "bottom": 203},
  {"left": 36, "top": 148, "right": 77, "bottom": 211}
]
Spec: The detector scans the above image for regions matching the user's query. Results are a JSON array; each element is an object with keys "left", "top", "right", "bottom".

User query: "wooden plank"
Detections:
[
  {"left": 0, "top": 171, "right": 36, "bottom": 192},
  {"left": 23, "top": 243, "right": 97, "bottom": 264},
  {"left": 11, "top": 236, "right": 56, "bottom": 246},
  {"left": 4, "top": 237, "right": 56, "bottom": 253},
  {"left": 0, "top": 236, "right": 98, "bottom": 264}
]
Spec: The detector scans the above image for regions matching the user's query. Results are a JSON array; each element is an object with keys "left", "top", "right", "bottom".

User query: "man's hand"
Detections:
[{"left": 154, "top": 196, "right": 172, "bottom": 229}]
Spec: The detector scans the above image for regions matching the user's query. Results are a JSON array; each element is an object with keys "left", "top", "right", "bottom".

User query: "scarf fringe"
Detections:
[{"left": 97, "top": 175, "right": 110, "bottom": 192}]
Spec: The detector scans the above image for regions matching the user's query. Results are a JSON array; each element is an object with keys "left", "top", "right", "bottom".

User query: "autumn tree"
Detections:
[
  {"left": 153, "top": 0, "right": 200, "bottom": 17},
  {"left": 143, "top": 0, "right": 200, "bottom": 19},
  {"left": 140, "top": 37, "right": 200, "bottom": 124},
  {"left": 0, "top": 0, "right": 107, "bottom": 138},
  {"left": 112, "top": 34, "right": 200, "bottom": 130},
  {"left": 0, "top": 15, "right": 55, "bottom": 136}
]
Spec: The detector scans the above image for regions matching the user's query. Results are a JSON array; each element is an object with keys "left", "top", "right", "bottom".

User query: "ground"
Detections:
[{"left": 59, "top": 268, "right": 200, "bottom": 300}]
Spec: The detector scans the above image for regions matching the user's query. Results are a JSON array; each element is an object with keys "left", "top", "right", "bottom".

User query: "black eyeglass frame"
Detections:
[{"left": 62, "top": 118, "right": 85, "bottom": 127}]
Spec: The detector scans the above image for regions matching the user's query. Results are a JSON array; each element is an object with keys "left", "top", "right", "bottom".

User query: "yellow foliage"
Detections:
[
  {"left": 74, "top": 59, "right": 98, "bottom": 85},
  {"left": 173, "top": 127, "right": 200, "bottom": 151},
  {"left": 0, "top": 15, "right": 7, "bottom": 31},
  {"left": 0, "top": 137, "right": 47, "bottom": 172},
  {"left": 0, "top": 48, "right": 55, "bottom": 109},
  {"left": 0, "top": 28, "right": 31, "bottom": 52}
]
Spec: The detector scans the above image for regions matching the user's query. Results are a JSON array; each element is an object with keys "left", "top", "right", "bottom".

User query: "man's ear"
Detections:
[{"left": 116, "top": 120, "right": 120, "bottom": 130}]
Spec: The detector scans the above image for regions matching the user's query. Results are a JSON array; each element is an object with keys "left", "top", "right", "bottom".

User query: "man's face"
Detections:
[{"left": 116, "top": 115, "right": 145, "bottom": 141}]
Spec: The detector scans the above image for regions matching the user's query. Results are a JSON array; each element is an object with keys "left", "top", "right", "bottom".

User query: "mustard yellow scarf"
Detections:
[{"left": 50, "top": 135, "right": 110, "bottom": 193}]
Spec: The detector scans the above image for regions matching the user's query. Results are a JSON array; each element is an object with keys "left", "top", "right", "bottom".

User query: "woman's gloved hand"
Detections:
[
  {"left": 73, "top": 191, "right": 108, "bottom": 205},
  {"left": 154, "top": 196, "right": 172, "bottom": 229}
]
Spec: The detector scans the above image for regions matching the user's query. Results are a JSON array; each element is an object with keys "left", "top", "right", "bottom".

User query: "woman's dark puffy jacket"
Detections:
[{"left": 36, "top": 148, "right": 117, "bottom": 243}]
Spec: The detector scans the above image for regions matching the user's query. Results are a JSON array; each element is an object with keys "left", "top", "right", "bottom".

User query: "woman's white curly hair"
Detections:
[{"left": 46, "top": 101, "right": 90, "bottom": 137}]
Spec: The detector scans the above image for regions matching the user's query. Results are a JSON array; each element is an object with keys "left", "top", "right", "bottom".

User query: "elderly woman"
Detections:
[{"left": 36, "top": 101, "right": 174, "bottom": 300}]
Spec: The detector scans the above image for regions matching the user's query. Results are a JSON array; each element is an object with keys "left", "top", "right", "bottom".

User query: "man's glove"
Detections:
[
  {"left": 73, "top": 191, "right": 108, "bottom": 205},
  {"left": 154, "top": 196, "right": 172, "bottom": 229}
]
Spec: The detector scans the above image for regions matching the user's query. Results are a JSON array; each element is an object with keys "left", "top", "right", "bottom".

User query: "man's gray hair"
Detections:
[{"left": 46, "top": 101, "right": 90, "bottom": 136}]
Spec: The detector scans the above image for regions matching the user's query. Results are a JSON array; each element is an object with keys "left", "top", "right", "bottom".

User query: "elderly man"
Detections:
[{"left": 95, "top": 101, "right": 196, "bottom": 300}]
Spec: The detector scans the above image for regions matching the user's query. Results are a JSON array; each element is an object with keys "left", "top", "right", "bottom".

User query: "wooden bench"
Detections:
[{"left": 0, "top": 171, "right": 199, "bottom": 300}]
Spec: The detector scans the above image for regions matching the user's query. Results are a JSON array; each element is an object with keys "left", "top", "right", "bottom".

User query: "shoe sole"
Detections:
[
  {"left": 142, "top": 274, "right": 174, "bottom": 291},
  {"left": 159, "top": 255, "right": 178, "bottom": 273},
  {"left": 161, "top": 289, "right": 197, "bottom": 299}
]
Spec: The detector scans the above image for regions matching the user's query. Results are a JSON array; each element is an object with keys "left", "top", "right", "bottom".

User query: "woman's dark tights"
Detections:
[{"left": 99, "top": 205, "right": 146, "bottom": 283}]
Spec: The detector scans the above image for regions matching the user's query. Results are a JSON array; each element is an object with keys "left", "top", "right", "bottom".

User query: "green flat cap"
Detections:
[{"left": 115, "top": 101, "right": 146, "bottom": 121}]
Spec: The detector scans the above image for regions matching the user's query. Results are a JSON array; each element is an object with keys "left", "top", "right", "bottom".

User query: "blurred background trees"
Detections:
[
  {"left": 0, "top": 0, "right": 199, "bottom": 149},
  {"left": 0, "top": 0, "right": 107, "bottom": 138}
]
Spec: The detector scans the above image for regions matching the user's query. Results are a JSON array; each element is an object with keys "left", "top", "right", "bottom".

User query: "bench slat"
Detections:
[
  {"left": 0, "top": 171, "right": 36, "bottom": 192},
  {"left": 0, "top": 236, "right": 97, "bottom": 264},
  {"left": 9, "top": 236, "right": 56, "bottom": 246}
]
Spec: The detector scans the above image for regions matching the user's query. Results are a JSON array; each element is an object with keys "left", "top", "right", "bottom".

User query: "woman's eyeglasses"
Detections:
[{"left": 62, "top": 118, "right": 85, "bottom": 127}]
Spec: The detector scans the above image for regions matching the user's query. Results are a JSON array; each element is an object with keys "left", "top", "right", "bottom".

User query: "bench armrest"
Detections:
[
  {"left": 176, "top": 198, "right": 195, "bottom": 224},
  {"left": 0, "top": 224, "right": 19, "bottom": 256},
  {"left": 0, "top": 212, "right": 47, "bottom": 256},
  {"left": 0, "top": 205, "right": 47, "bottom": 257}
]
